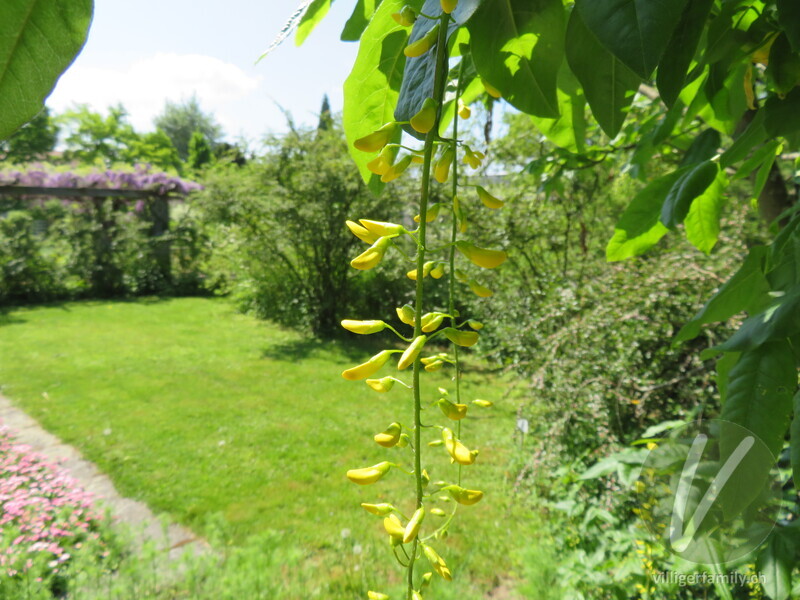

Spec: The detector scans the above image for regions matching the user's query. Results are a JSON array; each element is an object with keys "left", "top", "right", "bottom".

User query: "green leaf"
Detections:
[
  {"left": 733, "top": 139, "right": 781, "bottom": 181},
  {"left": 656, "top": 0, "right": 714, "bottom": 108},
  {"left": 718, "top": 341, "right": 795, "bottom": 519},
  {"left": 343, "top": 0, "right": 415, "bottom": 193},
  {"left": 720, "top": 108, "right": 767, "bottom": 169},
  {"left": 469, "top": 0, "right": 565, "bottom": 118},
  {"left": 777, "top": 0, "right": 800, "bottom": 53},
  {"left": 0, "top": 0, "right": 93, "bottom": 141},
  {"left": 565, "top": 8, "right": 641, "bottom": 138},
  {"left": 675, "top": 246, "right": 769, "bottom": 343},
  {"left": 680, "top": 128, "right": 721, "bottom": 167},
  {"left": 574, "top": 0, "right": 688, "bottom": 80},
  {"left": 766, "top": 33, "right": 800, "bottom": 95},
  {"left": 684, "top": 169, "right": 728, "bottom": 255},
  {"left": 606, "top": 171, "right": 681, "bottom": 261},
  {"left": 765, "top": 87, "right": 800, "bottom": 138},
  {"left": 341, "top": 0, "right": 382, "bottom": 41},
  {"left": 792, "top": 390, "right": 800, "bottom": 490},
  {"left": 767, "top": 214, "right": 800, "bottom": 291},
  {"left": 757, "top": 529, "right": 795, "bottom": 600},
  {"left": 530, "top": 62, "right": 586, "bottom": 154},
  {"left": 715, "top": 286, "right": 800, "bottom": 353},
  {"left": 296, "top": 0, "right": 332, "bottom": 46},
  {"left": 752, "top": 141, "right": 782, "bottom": 200},
  {"left": 716, "top": 351, "right": 741, "bottom": 404},
  {"left": 395, "top": 0, "right": 481, "bottom": 138},
  {"left": 660, "top": 161, "right": 719, "bottom": 229}
]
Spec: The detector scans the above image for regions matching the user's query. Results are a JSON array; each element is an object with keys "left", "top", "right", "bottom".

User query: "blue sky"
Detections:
[{"left": 48, "top": 1, "right": 360, "bottom": 144}]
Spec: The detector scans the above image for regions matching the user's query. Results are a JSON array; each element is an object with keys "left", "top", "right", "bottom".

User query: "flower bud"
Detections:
[
  {"left": 481, "top": 77, "right": 502, "bottom": 98},
  {"left": 403, "top": 507, "right": 425, "bottom": 543},
  {"left": 396, "top": 432, "right": 410, "bottom": 448},
  {"left": 430, "top": 508, "right": 446, "bottom": 517},
  {"left": 342, "top": 350, "right": 394, "bottom": 380},
  {"left": 410, "top": 98, "right": 438, "bottom": 134},
  {"left": 476, "top": 186, "right": 504, "bottom": 209},
  {"left": 421, "top": 469, "right": 430, "bottom": 487},
  {"left": 457, "top": 98, "right": 471, "bottom": 119},
  {"left": 468, "top": 279, "right": 493, "bottom": 297},
  {"left": 380, "top": 154, "right": 413, "bottom": 182},
  {"left": 455, "top": 241, "right": 507, "bottom": 269},
  {"left": 429, "top": 262, "right": 445, "bottom": 279},
  {"left": 438, "top": 399, "right": 468, "bottom": 420},
  {"left": 398, "top": 335, "right": 427, "bottom": 370},
  {"left": 374, "top": 422, "right": 402, "bottom": 448},
  {"left": 428, "top": 439, "right": 444, "bottom": 447},
  {"left": 396, "top": 304, "right": 415, "bottom": 326},
  {"left": 367, "top": 146, "right": 394, "bottom": 175},
  {"left": 420, "top": 312, "right": 445, "bottom": 333},
  {"left": 384, "top": 513, "right": 405, "bottom": 539},
  {"left": 346, "top": 220, "right": 379, "bottom": 244},
  {"left": 405, "top": 24, "right": 439, "bottom": 58},
  {"left": 412, "top": 591, "right": 423, "bottom": 600},
  {"left": 442, "top": 428, "right": 477, "bottom": 465},
  {"left": 414, "top": 202, "right": 441, "bottom": 223},
  {"left": 423, "top": 544, "right": 452, "bottom": 581},
  {"left": 347, "top": 461, "right": 392, "bottom": 485},
  {"left": 359, "top": 219, "right": 405, "bottom": 237},
  {"left": 361, "top": 503, "right": 395, "bottom": 516},
  {"left": 443, "top": 327, "right": 479, "bottom": 347},
  {"left": 434, "top": 147, "right": 454, "bottom": 183},
  {"left": 368, "top": 592, "right": 390, "bottom": 600},
  {"left": 341, "top": 319, "right": 387, "bottom": 335},
  {"left": 445, "top": 484, "right": 484, "bottom": 505},
  {"left": 424, "top": 360, "right": 443, "bottom": 372},
  {"left": 411, "top": 154, "right": 424, "bottom": 164},
  {"left": 472, "top": 399, "right": 493, "bottom": 408},
  {"left": 391, "top": 5, "right": 417, "bottom": 26},
  {"left": 462, "top": 147, "right": 482, "bottom": 169},
  {"left": 407, "top": 261, "right": 434, "bottom": 281},
  {"left": 467, "top": 319, "right": 483, "bottom": 330},
  {"left": 351, "top": 236, "right": 393, "bottom": 270},
  {"left": 366, "top": 376, "right": 396, "bottom": 393},
  {"left": 441, "top": 0, "right": 458, "bottom": 14},
  {"left": 355, "top": 123, "right": 397, "bottom": 153}
]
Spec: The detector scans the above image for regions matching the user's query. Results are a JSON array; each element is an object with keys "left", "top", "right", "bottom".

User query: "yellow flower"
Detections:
[
  {"left": 405, "top": 24, "right": 439, "bottom": 58},
  {"left": 429, "top": 262, "right": 445, "bottom": 279},
  {"left": 398, "top": 335, "right": 427, "bottom": 370},
  {"left": 422, "top": 544, "right": 452, "bottom": 581},
  {"left": 420, "top": 312, "right": 445, "bottom": 333},
  {"left": 383, "top": 513, "right": 405, "bottom": 539},
  {"left": 467, "top": 319, "right": 483, "bottom": 330},
  {"left": 366, "top": 146, "right": 394, "bottom": 175},
  {"left": 476, "top": 186, "right": 504, "bottom": 209},
  {"left": 368, "top": 592, "right": 390, "bottom": 600},
  {"left": 391, "top": 5, "right": 416, "bottom": 27},
  {"left": 341, "top": 319, "right": 387, "bottom": 334},
  {"left": 455, "top": 241, "right": 507, "bottom": 268},
  {"left": 346, "top": 220, "right": 379, "bottom": 244},
  {"left": 366, "top": 376, "right": 396, "bottom": 393},
  {"left": 468, "top": 279, "right": 492, "bottom": 297},
  {"left": 457, "top": 98, "right": 471, "bottom": 119},
  {"left": 441, "top": 0, "right": 457, "bottom": 14},
  {"left": 351, "top": 236, "right": 393, "bottom": 270},
  {"left": 445, "top": 484, "right": 484, "bottom": 505},
  {"left": 410, "top": 98, "right": 437, "bottom": 134},
  {"left": 434, "top": 147, "right": 454, "bottom": 183},
  {"left": 380, "top": 154, "right": 412, "bottom": 182},
  {"left": 407, "top": 261, "right": 434, "bottom": 281},
  {"left": 430, "top": 508, "right": 446, "bottom": 517},
  {"left": 472, "top": 399, "right": 492, "bottom": 408},
  {"left": 342, "top": 350, "right": 393, "bottom": 380},
  {"left": 354, "top": 123, "right": 397, "bottom": 153},
  {"left": 347, "top": 461, "right": 392, "bottom": 485},
  {"left": 403, "top": 507, "right": 425, "bottom": 543},
  {"left": 443, "top": 327, "right": 478, "bottom": 347},
  {"left": 361, "top": 502, "right": 395, "bottom": 516},
  {"left": 414, "top": 202, "right": 441, "bottom": 223},
  {"left": 481, "top": 77, "right": 501, "bottom": 98},
  {"left": 359, "top": 219, "right": 405, "bottom": 237},
  {"left": 462, "top": 147, "right": 482, "bottom": 169},
  {"left": 438, "top": 399, "right": 468, "bottom": 420},
  {"left": 396, "top": 304, "right": 415, "bottom": 326},
  {"left": 442, "top": 427, "right": 477, "bottom": 465},
  {"left": 374, "top": 422, "right": 402, "bottom": 448}
]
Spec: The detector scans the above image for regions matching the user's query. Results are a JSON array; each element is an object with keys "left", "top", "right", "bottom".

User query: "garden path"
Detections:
[{"left": 0, "top": 393, "right": 208, "bottom": 560}]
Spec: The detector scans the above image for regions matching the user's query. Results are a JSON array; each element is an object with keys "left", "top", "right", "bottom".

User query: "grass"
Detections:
[{"left": 0, "top": 298, "right": 554, "bottom": 598}]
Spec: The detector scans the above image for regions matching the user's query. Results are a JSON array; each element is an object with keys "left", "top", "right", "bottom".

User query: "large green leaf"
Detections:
[
  {"left": 606, "top": 171, "right": 681, "bottom": 261},
  {"left": 675, "top": 246, "right": 769, "bottom": 343},
  {"left": 530, "top": 63, "right": 586, "bottom": 154},
  {"left": 565, "top": 8, "right": 640, "bottom": 138},
  {"left": 341, "top": 0, "right": 382, "bottom": 42},
  {"left": 469, "top": 0, "right": 565, "bottom": 118},
  {"left": 766, "top": 33, "right": 800, "bottom": 95},
  {"left": 684, "top": 169, "right": 728, "bottom": 255},
  {"left": 656, "top": 0, "right": 714, "bottom": 107},
  {"left": 296, "top": 0, "right": 332, "bottom": 46},
  {"left": 765, "top": 87, "right": 800, "bottom": 138},
  {"left": 343, "top": 0, "right": 416, "bottom": 193},
  {"left": 766, "top": 213, "right": 800, "bottom": 291},
  {"left": 732, "top": 139, "right": 781, "bottom": 182},
  {"left": 395, "top": 0, "right": 481, "bottom": 138},
  {"left": 777, "top": 0, "right": 800, "bottom": 53},
  {"left": 718, "top": 341, "right": 796, "bottom": 519},
  {"left": 715, "top": 286, "right": 800, "bottom": 353},
  {"left": 679, "top": 129, "right": 720, "bottom": 168},
  {"left": 719, "top": 109, "right": 767, "bottom": 169},
  {"left": 791, "top": 390, "right": 800, "bottom": 489},
  {"left": 0, "top": 0, "right": 93, "bottom": 141},
  {"left": 574, "top": 0, "right": 688, "bottom": 80},
  {"left": 660, "top": 161, "right": 719, "bottom": 229},
  {"left": 757, "top": 530, "right": 795, "bottom": 600}
]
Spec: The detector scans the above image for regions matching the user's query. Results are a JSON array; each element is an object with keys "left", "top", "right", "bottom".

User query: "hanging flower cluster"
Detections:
[{"left": 340, "top": 2, "right": 507, "bottom": 597}]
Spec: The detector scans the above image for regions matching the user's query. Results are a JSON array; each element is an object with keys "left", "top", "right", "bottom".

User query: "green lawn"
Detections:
[{"left": 0, "top": 298, "right": 549, "bottom": 597}]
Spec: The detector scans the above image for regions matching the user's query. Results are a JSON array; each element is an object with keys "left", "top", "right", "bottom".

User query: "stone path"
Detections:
[{"left": 0, "top": 394, "right": 207, "bottom": 561}]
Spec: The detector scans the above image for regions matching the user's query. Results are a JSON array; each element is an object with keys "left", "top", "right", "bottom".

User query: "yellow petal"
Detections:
[
  {"left": 346, "top": 220, "right": 379, "bottom": 244},
  {"left": 476, "top": 186, "right": 504, "bottom": 209},
  {"left": 361, "top": 503, "right": 395, "bottom": 516},
  {"left": 354, "top": 123, "right": 397, "bottom": 153},
  {"left": 359, "top": 219, "right": 405, "bottom": 237},
  {"left": 374, "top": 422, "right": 402, "bottom": 448},
  {"left": 455, "top": 241, "right": 507, "bottom": 269},
  {"left": 405, "top": 25, "right": 439, "bottom": 58},
  {"left": 347, "top": 461, "right": 392, "bottom": 485},
  {"left": 443, "top": 327, "right": 478, "bottom": 347},
  {"left": 366, "top": 376, "right": 396, "bottom": 393},
  {"left": 341, "top": 319, "right": 387, "bottom": 334},
  {"left": 342, "top": 350, "right": 393, "bottom": 380},
  {"left": 410, "top": 98, "right": 437, "bottom": 134},
  {"left": 398, "top": 335, "right": 427, "bottom": 370},
  {"left": 403, "top": 507, "right": 425, "bottom": 543},
  {"left": 351, "top": 237, "right": 392, "bottom": 270},
  {"left": 383, "top": 514, "right": 405, "bottom": 538}
]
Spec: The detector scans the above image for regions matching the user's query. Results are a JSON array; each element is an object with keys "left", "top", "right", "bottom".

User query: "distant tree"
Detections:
[
  {"left": 317, "top": 94, "right": 332, "bottom": 132},
  {"left": 60, "top": 105, "right": 181, "bottom": 172},
  {"left": 0, "top": 107, "right": 59, "bottom": 163},
  {"left": 154, "top": 95, "right": 222, "bottom": 160},
  {"left": 187, "top": 130, "right": 213, "bottom": 170},
  {"left": 213, "top": 142, "right": 247, "bottom": 167}
]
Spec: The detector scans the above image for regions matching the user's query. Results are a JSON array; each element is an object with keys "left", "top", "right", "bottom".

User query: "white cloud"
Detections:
[{"left": 48, "top": 53, "right": 262, "bottom": 135}]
